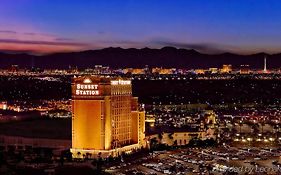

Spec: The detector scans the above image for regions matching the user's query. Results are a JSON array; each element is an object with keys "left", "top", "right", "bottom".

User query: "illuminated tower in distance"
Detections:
[
  {"left": 71, "top": 76, "right": 145, "bottom": 158},
  {"left": 264, "top": 56, "right": 267, "bottom": 73}
]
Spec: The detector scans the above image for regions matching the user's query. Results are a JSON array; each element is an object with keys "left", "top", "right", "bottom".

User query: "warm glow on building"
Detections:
[
  {"left": 152, "top": 67, "right": 176, "bottom": 74},
  {"left": 194, "top": 69, "right": 205, "bottom": 74},
  {"left": 71, "top": 76, "right": 145, "bottom": 158},
  {"left": 122, "top": 68, "right": 144, "bottom": 74},
  {"left": 208, "top": 68, "right": 218, "bottom": 74},
  {"left": 0, "top": 101, "right": 7, "bottom": 110},
  {"left": 220, "top": 64, "right": 232, "bottom": 73}
]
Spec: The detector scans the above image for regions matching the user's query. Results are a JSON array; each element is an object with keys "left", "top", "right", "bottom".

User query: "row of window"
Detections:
[
  {"left": 111, "top": 90, "right": 132, "bottom": 95},
  {"left": 112, "top": 109, "right": 131, "bottom": 115},
  {"left": 112, "top": 127, "right": 131, "bottom": 134},
  {"left": 111, "top": 86, "right": 132, "bottom": 95}
]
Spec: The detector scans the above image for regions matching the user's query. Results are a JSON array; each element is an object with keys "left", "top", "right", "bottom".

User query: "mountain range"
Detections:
[{"left": 0, "top": 47, "right": 279, "bottom": 69}]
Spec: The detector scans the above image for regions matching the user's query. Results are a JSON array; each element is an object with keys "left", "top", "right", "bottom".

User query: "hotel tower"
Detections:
[{"left": 71, "top": 76, "right": 145, "bottom": 158}]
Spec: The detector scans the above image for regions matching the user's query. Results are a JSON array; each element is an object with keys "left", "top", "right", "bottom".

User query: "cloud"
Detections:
[
  {"left": 23, "top": 32, "right": 56, "bottom": 37},
  {"left": 0, "top": 48, "right": 36, "bottom": 54},
  {"left": 0, "top": 30, "right": 17, "bottom": 34},
  {"left": 0, "top": 30, "right": 57, "bottom": 41},
  {"left": 23, "top": 32, "right": 36, "bottom": 35},
  {"left": 97, "top": 31, "right": 105, "bottom": 35},
  {"left": 0, "top": 42, "right": 89, "bottom": 54},
  {"left": 0, "top": 38, "right": 88, "bottom": 46},
  {"left": 100, "top": 40, "right": 142, "bottom": 45},
  {"left": 54, "top": 37, "right": 74, "bottom": 41},
  {"left": 0, "top": 27, "right": 94, "bottom": 53},
  {"left": 0, "top": 37, "right": 90, "bottom": 54}
]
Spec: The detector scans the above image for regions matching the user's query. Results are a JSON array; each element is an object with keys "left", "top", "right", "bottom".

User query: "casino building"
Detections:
[{"left": 70, "top": 76, "right": 145, "bottom": 158}]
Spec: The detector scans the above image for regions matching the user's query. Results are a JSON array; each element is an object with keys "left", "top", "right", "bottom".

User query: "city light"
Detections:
[{"left": 0, "top": 1, "right": 281, "bottom": 174}]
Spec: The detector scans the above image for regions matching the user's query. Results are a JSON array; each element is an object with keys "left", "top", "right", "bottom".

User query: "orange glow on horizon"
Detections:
[{"left": 0, "top": 43, "right": 85, "bottom": 54}]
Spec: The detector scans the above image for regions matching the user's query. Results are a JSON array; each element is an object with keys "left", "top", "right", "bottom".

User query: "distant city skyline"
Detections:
[{"left": 1, "top": 0, "right": 281, "bottom": 54}]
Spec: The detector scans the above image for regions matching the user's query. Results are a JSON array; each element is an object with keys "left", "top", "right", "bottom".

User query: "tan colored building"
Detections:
[
  {"left": 71, "top": 76, "right": 145, "bottom": 158},
  {"left": 123, "top": 68, "right": 145, "bottom": 74},
  {"left": 194, "top": 69, "right": 205, "bottom": 74},
  {"left": 152, "top": 67, "right": 176, "bottom": 74},
  {"left": 131, "top": 68, "right": 145, "bottom": 74}
]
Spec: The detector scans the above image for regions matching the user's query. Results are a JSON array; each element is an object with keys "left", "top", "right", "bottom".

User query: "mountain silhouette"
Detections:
[{"left": 0, "top": 47, "right": 279, "bottom": 69}]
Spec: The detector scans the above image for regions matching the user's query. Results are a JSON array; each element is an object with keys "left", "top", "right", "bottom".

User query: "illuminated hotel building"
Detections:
[
  {"left": 71, "top": 76, "right": 145, "bottom": 158},
  {"left": 240, "top": 65, "right": 250, "bottom": 74},
  {"left": 221, "top": 64, "right": 232, "bottom": 73}
]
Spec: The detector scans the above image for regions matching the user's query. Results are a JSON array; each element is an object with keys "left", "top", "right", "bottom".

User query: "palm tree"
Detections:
[
  {"left": 77, "top": 151, "right": 81, "bottom": 158},
  {"left": 85, "top": 153, "right": 92, "bottom": 160}
]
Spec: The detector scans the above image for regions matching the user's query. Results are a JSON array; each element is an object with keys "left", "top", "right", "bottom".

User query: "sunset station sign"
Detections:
[
  {"left": 75, "top": 84, "right": 99, "bottom": 96},
  {"left": 75, "top": 78, "right": 99, "bottom": 96}
]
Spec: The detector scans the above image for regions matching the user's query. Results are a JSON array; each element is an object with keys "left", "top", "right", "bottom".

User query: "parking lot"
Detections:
[{"left": 109, "top": 145, "right": 281, "bottom": 175}]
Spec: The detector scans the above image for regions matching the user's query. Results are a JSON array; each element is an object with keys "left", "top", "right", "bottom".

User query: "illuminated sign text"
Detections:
[
  {"left": 111, "top": 80, "right": 131, "bottom": 85},
  {"left": 75, "top": 83, "right": 99, "bottom": 96}
]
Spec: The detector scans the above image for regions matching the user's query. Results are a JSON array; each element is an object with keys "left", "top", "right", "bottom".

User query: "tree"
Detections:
[
  {"left": 96, "top": 153, "right": 103, "bottom": 173},
  {"left": 158, "top": 132, "right": 163, "bottom": 142},
  {"left": 150, "top": 137, "right": 158, "bottom": 150},
  {"left": 0, "top": 151, "right": 5, "bottom": 166},
  {"left": 108, "top": 155, "right": 114, "bottom": 162},
  {"left": 63, "top": 150, "right": 73, "bottom": 162},
  {"left": 204, "top": 138, "right": 216, "bottom": 147},
  {"left": 168, "top": 133, "right": 174, "bottom": 140},
  {"left": 60, "top": 155, "right": 64, "bottom": 166},
  {"left": 85, "top": 153, "right": 92, "bottom": 160},
  {"left": 189, "top": 138, "right": 202, "bottom": 147},
  {"left": 173, "top": 140, "right": 178, "bottom": 146},
  {"left": 77, "top": 151, "right": 81, "bottom": 158},
  {"left": 206, "top": 164, "right": 213, "bottom": 174}
]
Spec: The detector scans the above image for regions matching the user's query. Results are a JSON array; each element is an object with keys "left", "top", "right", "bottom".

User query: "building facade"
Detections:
[{"left": 71, "top": 76, "right": 145, "bottom": 158}]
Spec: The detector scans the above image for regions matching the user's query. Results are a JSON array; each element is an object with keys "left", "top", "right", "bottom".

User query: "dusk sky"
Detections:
[{"left": 1, "top": 0, "right": 281, "bottom": 54}]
